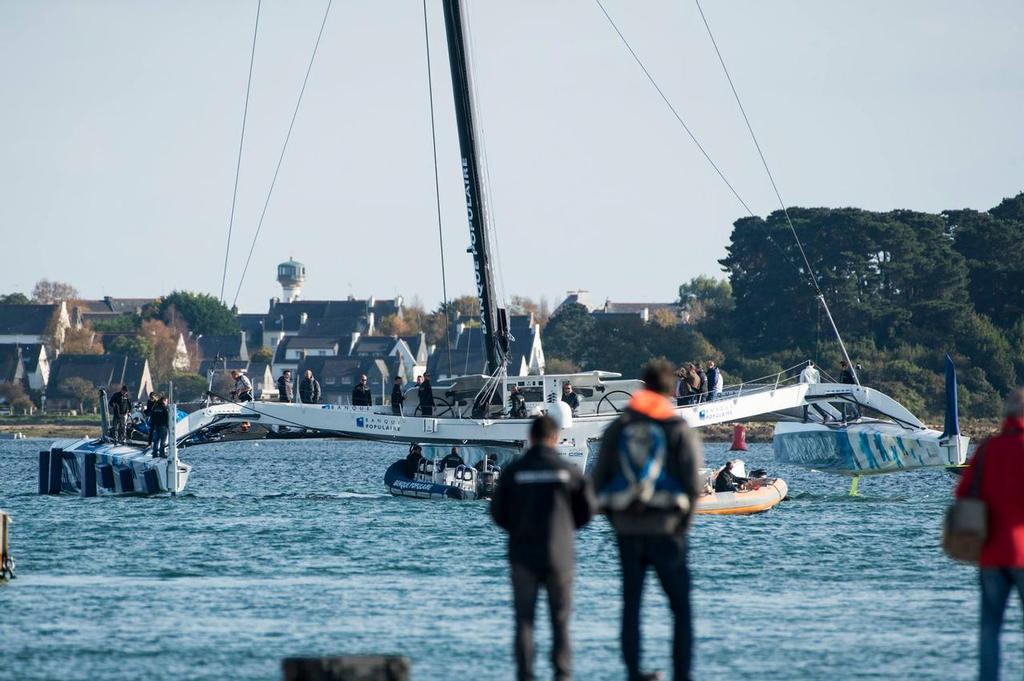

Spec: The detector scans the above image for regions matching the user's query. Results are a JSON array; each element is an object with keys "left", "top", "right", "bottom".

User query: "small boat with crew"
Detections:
[
  {"left": 384, "top": 445, "right": 502, "bottom": 501},
  {"left": 696, "top": 461, "right": 787, "bottom": 515}
]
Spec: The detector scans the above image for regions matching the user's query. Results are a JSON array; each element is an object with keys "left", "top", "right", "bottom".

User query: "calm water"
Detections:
[{"left": 0, "top": 438, "right": 1016, "bottom": 680}]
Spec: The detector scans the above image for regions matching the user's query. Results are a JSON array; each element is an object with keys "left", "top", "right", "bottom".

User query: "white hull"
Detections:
[{"left": 773, "top": 421, "right": 969, "bottom": 475}]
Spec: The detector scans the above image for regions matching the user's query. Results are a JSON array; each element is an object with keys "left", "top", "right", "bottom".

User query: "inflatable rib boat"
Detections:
[
  {"left": 384, "top": 447, "right": 500, "bottom": 501},
  {"left": 695, "top": 461, "right": 788, "bottom": 515}
]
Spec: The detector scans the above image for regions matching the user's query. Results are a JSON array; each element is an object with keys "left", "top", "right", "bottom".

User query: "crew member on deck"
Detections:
[
  {"left": 108, "top": 385, "right": 132, "bottom": 443},
  {"left": 391, "top": 377, "right": 405, "bottom": 415},
  {"left": 149, "top": 396, "right": 170, "bottom": 458},
  {"left": 509, "top": 385, "right": 528, "bottom": 419},
  {"left": 419, "top": 372, "right": 435, "bottom": 416},
  {"left": 352, "top": 374, "right": 373, "bottom": 407},
  {"left": 300, "top": 369, "right": 321, "bottom": 404},
  {"left": 277, "top": 369, "right": 294, "bottom": 403},
  {"left": 562, "top": 382, "right": 580, "bottom": 416},
  {"left": 230, "top": 370, "right": 253, "bottom": 402},
  {"left": 714, "top": 460, "right": 748, "bottom": 493}
]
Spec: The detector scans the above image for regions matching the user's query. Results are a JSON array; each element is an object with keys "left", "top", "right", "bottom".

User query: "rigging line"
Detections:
[
  {"left": 693, "top": 0, "right": 819, "bottom": 294},
  {"left": 422, "top": 0, "right": 454, "bottom": 378},
  {"left": 231, "top": 0, "right": 333, "bottom": 309},
  {"left": 220, "top": 0, "right": 262, "bottom": 304},
  {"left": 694, "top": 0, "right": 858, "bottom": 383},
  {"left": 594, "top": 0, "right": 756, "bottom": 217}
]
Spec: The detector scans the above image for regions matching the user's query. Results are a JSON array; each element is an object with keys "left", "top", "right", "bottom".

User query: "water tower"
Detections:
[{"left": 277, "top": 259, "right": 306, "bottom": 303}]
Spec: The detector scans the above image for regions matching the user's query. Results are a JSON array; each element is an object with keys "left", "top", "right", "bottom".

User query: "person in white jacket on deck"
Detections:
[{"left": 799, "top": 361, "right": 820, "bottom": 384}]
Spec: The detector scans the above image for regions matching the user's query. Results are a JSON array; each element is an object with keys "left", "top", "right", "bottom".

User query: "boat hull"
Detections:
[
  {"left": 383, "top": 461, "right": 477, "bottom": 500},
  {"left": 45, "top": 439, "right": 190, "bottom": 496},
  {"left": 696, "top": 479, "right": 788, "bottom": 515},
  {"left": 773, "top": 422, "right": 969, "bottom": 475}
]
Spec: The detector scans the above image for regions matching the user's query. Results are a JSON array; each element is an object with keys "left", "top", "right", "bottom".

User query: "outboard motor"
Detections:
[{"left": 479, "top": 466, "right": 501, "bottom": 499}]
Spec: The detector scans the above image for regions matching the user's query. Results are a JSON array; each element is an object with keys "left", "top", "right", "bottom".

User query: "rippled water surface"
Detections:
[{"left": 0, "top": 438, "right": 1016, "bottom": 680}]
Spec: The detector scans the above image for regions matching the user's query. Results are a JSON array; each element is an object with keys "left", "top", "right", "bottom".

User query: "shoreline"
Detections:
[{"left": 1, "top": 416, "right": 1002, "bottom": 443}]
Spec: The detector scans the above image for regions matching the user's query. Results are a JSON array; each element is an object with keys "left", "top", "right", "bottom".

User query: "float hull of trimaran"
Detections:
[
  {"left": 44, "top": 438, "right": 191, "bottom": 495},
  {"left": 772, "top": 421, "right": 968, "bottom": 475}
]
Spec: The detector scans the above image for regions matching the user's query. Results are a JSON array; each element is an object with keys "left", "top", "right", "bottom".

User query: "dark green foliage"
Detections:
[
  {"left": 545, "top": 304, "right": 719, "bottom": 379},
  {"left": 156, "top": 291, "right": 238, "bottom": 336},
  {"left": 156, "top": 373, "right": 209, "bottom": 402},
  {"left": 91, "top": 314, "right": 141, "bottom": 333},
  {"left": 543, "top": 192, "right": 1024, "bottom": 421},
  {"left": 106, "top": 335, "right": 152, "bottom": 360},
  {"left": 0, "top": 292, "right": 31, "bottom": 305}
]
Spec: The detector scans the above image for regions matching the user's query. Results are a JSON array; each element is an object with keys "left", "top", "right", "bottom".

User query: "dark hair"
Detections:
[
  {"left": 642, "top": 359, "right": 677, "bottom": 395},
  {"left": 529, "top": 415, "right": 559, "bottom": 442}
]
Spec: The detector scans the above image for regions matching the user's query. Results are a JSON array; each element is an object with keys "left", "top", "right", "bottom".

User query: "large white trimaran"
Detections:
[{"left": 42, "top": 0, "right": 967, "bottom": 496}]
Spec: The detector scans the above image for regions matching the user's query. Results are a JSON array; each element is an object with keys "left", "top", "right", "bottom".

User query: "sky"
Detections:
[{"left": 1, "top": 0, "right": 1022, "bottom": 314}]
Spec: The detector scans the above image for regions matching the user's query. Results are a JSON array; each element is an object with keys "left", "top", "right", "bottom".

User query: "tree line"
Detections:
[{"left": 543, "top": 192, "right": 1024, "bottom": 419}]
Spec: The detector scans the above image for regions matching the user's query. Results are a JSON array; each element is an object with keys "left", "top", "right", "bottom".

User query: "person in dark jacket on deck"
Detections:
[
  {"left": 149, "top": 396, "right": 170, "bottom": 458},
  {"left": 391, "top": 377, "right": 405, "bottom": 415},
  {"left": 352, "top": 374, "right": 373, "bottom": 406},
  {"left": 839, "top": 360, "right": 857, "bottom": 385},
  {"left": 561, "top": 382, "right": 580, "bottom": 416},
  {"left": 277, "top": 369, "right": 294, "bottom": 403},
  {"left": 108, "top": 385, "right": 132, "bottom": 443},
  {"left": 419, "top": 373, "right": 435, "bottom": 416},
  {"left": 956, "top": 388, "right": 1024, "bottom": 681},
  {"left": 509, "top": 385, "right": 528, "bottom": 419},
  {"left": 491, "top": 415, "right": 595, "bottom": 681},
  {"left": 592, "top": 359, "right": 703, "bottom": 681},
  {"left": 299, "top": 369, "right": 321, "bottom": 404}
]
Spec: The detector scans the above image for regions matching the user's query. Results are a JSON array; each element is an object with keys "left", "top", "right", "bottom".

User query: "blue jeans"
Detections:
[
  {"left": 980, "top": 567, "right": 1024, "bottom": 681},
  {"left": 152, "top": 426, "right": 168, "bottom": 457},
  {"left": 616, "top": 534, "right": 692, "bottom": 681}
]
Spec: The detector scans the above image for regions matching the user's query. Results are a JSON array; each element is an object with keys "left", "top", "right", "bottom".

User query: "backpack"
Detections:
[{"left": 599, "top": 418, "right": 690, "bottom": 513}]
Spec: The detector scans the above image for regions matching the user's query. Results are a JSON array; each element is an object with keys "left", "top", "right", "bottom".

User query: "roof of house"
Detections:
[
  {"left": 370, "top": 299, "right": 401, "bottom": 320},
  {"left": 46, "top": 354, "right": 148, "bottom": 397},
  {"left": 428, "top": 325, "right": 487, "bottom": 377},
  {"left": 0, "top": 345, "right": 23, "bottom": 383},
  {"left": 285, "top": 337, "right": 339, "bottom": 351},
  {"left": 198, "top": 358, "right": 250, "bottom": 376},
  {"left": 237, "top": 313, "right": 267, "bottom": 334},
  {"left": 399, "top": 333, "right": 428, "bottom": 362},
  {"left": 350, "top": 335, "right": 397, "bottom": 357},
  {"left": 300, "top": 317, "right": 365, "bottom": 338},
  {"left": 76, "top": 297, "right": 156, "bottom": 315},
  {"left": 197, "top": 334, "right": 245, "bottom": 361},
  {"left": 0, "top": 304, "right": 58, "bottom": 336},
  {"left": 17, "top": 343, "right": 46, "bottom": 373}
]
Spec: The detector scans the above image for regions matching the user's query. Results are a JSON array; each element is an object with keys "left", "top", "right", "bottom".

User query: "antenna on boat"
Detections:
[{"left": 441, "top": 0, "right": 511, "bottom": 374}]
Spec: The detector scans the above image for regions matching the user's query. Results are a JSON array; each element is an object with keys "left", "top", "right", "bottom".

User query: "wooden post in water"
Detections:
[
  {"left": 281, "top": 656, "right": 410, "bottom": 681},
  {"left": 1, "top": 509, "right": 14, "bottom": 581}
]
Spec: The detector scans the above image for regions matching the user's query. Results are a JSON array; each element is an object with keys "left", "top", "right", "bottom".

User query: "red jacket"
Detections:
[{"left": 956, "top": 417, "right": 1024, "bottom": 567}]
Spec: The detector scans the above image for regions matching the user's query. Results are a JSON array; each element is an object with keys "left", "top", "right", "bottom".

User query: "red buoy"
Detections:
[{"left": 730, "top": 424, "right": 748, "bottom": 451}]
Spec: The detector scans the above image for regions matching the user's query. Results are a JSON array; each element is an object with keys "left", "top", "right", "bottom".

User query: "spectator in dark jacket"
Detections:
[
  {"left": 277, "top": 370, "right": 294, "bottom": 403},
  {"left": 839, "top": 360, "right": 857, "bottom": 385},
  {"left": 351, "top": 374, "right": 373, "bottom": 407},
  {"left": 592, "top": 359, "right": 703, "bottom": 681},
  {"left": 299, "top": 370, "right": 321, "bottom": 404},
  {"left": 509, "top": 385, "right": 528, "bottom": 419},
  {"left": 491, "top": 415, "right": 595, "bottom": 681},
  {"left": 391, "top": 377, "right": 405, "bottom": 415},
  {"left": 956, "top": 388, "right": 1024, "bottom": 681}
]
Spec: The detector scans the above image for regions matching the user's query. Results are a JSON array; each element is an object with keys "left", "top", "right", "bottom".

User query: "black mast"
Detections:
[{"left": 441, "top": 0, "right": 509, "bottom": 373}]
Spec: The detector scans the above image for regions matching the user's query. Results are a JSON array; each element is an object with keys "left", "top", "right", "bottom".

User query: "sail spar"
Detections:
[{"left": 441, "top": 0, "right": 511, "bottom": 374}]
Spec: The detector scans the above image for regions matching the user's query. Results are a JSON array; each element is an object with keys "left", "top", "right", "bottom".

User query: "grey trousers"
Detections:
[
  {"left": 112, "top": 414, "right": 129, "bottom": 442},
  {"left": 511, "top": 562, "right": 573, "bottom": 681}
]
